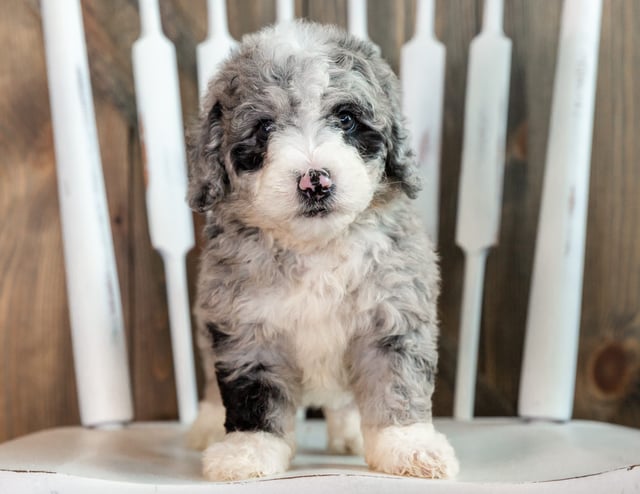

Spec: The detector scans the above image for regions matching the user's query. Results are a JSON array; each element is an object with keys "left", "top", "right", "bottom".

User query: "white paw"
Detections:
[
  {"left": 325, "top": 404, "right": 364, "bottom": 455},
  {"left": 363, "top": 423, "right": 459, "bottom": 479},
  {"left": 202, "top": 431, "right": 293, "bottom": 481},
  {"left": 186, "top": 401, "right": 226, "bottom": 450}
]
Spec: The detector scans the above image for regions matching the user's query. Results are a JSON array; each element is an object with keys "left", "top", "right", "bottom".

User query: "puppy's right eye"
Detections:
[
  {"left": 337, "top": 112, "right": 357, "bottom": 134},
  {"left": 256, "top": 120, "right": 275, "bottom": 142},
  {"left": 231, "top": 120, "right": 274, "bottom": 174}
]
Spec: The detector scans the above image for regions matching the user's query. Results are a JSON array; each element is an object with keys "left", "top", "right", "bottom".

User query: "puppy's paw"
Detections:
[
  {"left": 324, "top": 404, "right": 364, "bottom": 455},
  {"left": 186, "top": 401, "right": 226, "bottom": 450},
  {"left": 202, "top": 431, "right": 293, "bottom": 481},
  {"left": 363, "top": 423, "right": 459, "bottom": 479}
]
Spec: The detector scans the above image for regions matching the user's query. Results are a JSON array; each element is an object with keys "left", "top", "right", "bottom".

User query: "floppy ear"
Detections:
[
  {"left": 370, "top": 56, "right": 421, "bottom": 199},
  {"left": 379, "top": 77, "right": 422, "bottom": 200},
  {"left": 385, "top": 115, "right": 422, "bottom": 199},
  {"left": 187, "top": 101, "right": 229, "bottom": 213}
]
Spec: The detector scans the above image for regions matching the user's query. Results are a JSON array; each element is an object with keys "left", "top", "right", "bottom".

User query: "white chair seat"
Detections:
[{"left": 1, "top": 418, "right": 638, "bottom": 493}]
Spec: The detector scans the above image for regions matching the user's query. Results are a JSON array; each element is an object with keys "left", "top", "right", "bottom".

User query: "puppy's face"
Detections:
[{"left": 189, "top": 23, "right": 420, "bottom": 247}]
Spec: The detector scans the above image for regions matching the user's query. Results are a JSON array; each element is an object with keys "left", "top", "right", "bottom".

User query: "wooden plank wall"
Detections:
[{"left": 1, "top": 0, "right": 639, "bottom": 442}]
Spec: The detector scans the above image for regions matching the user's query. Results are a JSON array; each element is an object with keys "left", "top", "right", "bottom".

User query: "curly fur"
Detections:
[{"left": 187, "top": 21, "right": 457, "bottom": 481}]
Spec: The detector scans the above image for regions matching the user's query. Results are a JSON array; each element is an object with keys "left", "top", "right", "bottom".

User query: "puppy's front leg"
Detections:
[
  {"left": 349, "top": 326, "right": 459, "bottom": 479},
  {"left": 201, "top": 330, "right": 297, "bottom": 481}
]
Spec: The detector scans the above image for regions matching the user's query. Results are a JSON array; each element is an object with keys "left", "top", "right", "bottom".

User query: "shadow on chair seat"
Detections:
[{"left": 1, "top": 418, "right": 638, "bottom": 493}]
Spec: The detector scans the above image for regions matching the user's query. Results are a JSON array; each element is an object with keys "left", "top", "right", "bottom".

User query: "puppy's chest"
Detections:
[
  {"left": 268, "top": 250, "right": 365, "bottom": 403},
  {"left": 272, "top": 253, "right": 355, "bottom": 335}
]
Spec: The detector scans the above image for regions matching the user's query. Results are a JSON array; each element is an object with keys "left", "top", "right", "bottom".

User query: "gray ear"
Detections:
[
  {"left": 187, "top": 102, "right": 228, "bottom": 213},
  {"left": 385, "top": 116, "right": 422, "bottom": 199},
  {"left": 373, "top": 57, "right": 421, "bottom": 199}
]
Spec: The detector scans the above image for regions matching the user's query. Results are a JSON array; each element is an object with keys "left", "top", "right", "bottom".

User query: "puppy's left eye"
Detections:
[
  {"left": 256, "top": 120, "right": 275, "bottom": 142},
  {"left": 337, "top": 112, "right": 357, "bottom": 134}
]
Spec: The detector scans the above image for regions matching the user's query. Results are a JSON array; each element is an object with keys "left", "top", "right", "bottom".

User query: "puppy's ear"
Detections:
[
  {"left": 187, "top": 102, "right": 228, "bottom": 213},
  {"left": 385, "top": 111, "right": 422, "bottom": 200}
]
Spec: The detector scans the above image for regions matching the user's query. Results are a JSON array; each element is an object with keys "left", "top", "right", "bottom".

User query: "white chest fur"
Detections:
[{"left": 262, "top": 230, "right": 389, "bottom": 408}]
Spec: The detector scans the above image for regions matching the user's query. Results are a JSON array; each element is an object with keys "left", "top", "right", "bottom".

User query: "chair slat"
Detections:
[
  {"left": 277, "top": 0, "right": 295, "bottom": 24},
  {"left": 40, "top": 0, "right": 133, "bottom": 426},
  {"left": 400, "top": 0, "right": 446, "bottom": 244},
  {"left": 132, "top": 0, "right": 198, "bottom": 424},
  {"left": 454, "top": 0, "right": 512, "bottom": 420},
  {"left": 519, "top": 0, "right": 603, "bottom": 421},
  {"left": 347, "top": 0, "right": 368, "bottom": 40},
  {"left": 197, "top": 0, "right": 237, "bottom": 100}
]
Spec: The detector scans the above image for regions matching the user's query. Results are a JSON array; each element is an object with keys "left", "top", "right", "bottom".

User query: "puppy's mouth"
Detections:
[
  {"left": 300, "top": 201, "right": 333, "bottom": 218},
  {"left": 299, "top": 198, "right": 335, "bottom": 218}
]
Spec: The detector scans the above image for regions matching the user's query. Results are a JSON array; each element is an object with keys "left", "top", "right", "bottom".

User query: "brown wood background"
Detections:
[{"left": 1, "top": 0, "right": 639, "bottom": 443}]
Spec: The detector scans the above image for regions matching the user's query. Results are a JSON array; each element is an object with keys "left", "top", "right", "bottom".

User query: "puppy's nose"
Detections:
[{"left": 298, "top": 168, "right": 333, "bottom": 201}]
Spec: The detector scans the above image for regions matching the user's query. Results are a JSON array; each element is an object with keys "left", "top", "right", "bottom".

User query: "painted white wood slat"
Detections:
[
  {"left": 347, "top": 0, "right": 368, "bottom": 40},
  {"left": 519, "top": 0, "right": 603, "bottom": 421},
  {"left": 454, "top": 0, "right": 512, "bottom": 420},
  {"left": 401, "top": 0, "right": 446, "bottom": 244},
  {"left": 40, "top": 0, "right": 133, "bottom": 427},
  {"left": 132, "top": 0, "right": 198, "bottom": 424},
  {"left": 197, "top": 0, "right": 237, "bottom": 100},
  {"left": 277, "top": 0, "right": 295, "bottom": 24}
]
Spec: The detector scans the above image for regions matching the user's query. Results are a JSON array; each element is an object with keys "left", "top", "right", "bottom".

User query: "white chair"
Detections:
[{"left": 1, "top": 1, "right": 638, "bottom": 493}]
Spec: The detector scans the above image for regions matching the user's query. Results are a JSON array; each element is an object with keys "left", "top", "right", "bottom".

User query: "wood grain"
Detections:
[
  {"left": 574, "top": 0, "right": 640, "bottom": 426},
  {"left": 0, "top": 0, "right": 80, "bottom": 439},
  {"left": 1, "top": 0, "right": 640, "bottom": 443}
]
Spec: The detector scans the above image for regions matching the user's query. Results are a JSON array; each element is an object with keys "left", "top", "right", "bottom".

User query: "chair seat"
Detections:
[{"left": 0, "top": 418, "right": 638, "bottom": 493}]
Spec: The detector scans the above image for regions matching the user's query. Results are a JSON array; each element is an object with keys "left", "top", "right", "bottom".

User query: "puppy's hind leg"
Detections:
[
  {"left": 349, "top": 326, "right": 459, "bottom": 479},
  {"left": 324, "top": 401, "right": 364, "bottom": 455},
  {"left": 187, "top": 325, "right": 226, "bottom": 450},
  {"left": 186, "top": 380, "right": 226, "bottom": 450}
]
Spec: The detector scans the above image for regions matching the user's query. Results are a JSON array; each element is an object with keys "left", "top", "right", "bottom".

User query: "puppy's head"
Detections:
[{"left": 188, "top": 22, "right": 420, "bottom": 246}]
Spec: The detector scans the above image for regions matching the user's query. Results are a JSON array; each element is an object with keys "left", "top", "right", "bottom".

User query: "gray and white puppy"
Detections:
[{"left": 187, "top": 21, "right": 459, "bottom": 481}]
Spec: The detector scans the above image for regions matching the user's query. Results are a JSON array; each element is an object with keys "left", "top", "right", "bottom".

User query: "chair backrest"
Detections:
[
  {"left": 39, "top": 0, "right": 602, "bottom": 428},
  {"left": 40, "top": 0, "right": 134, "bottom": 427}
]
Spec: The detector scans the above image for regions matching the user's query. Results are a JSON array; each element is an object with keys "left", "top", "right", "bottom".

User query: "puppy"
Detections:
[{"left": 186, "top": 21, "right": 459, "bottom": 481}]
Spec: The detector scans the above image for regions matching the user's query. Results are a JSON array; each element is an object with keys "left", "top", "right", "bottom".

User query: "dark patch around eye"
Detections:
[
  {"left": 229, "top": 119, "right": 274, "bottom": 173},
  {"left": 340, "top": 118, "right": 385, "bottom": 161},
  {"left": 330, "top": 104, "right": 385, "bottom": 161},
  {"left": 230, "top": 141, "right": 266, "bottom": 173},
  {"left": 353, "top": 127, "right": 385, "bottom": 160}
]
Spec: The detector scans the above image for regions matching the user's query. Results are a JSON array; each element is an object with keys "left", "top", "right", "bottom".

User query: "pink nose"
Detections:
[{"left": 298, "top": 169, "right": 333, "bottom": 201}]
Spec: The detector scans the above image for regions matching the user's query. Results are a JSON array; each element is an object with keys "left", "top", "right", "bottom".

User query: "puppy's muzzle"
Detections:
[{"left": 298, "top": 168, "right": 333, "bottom": 202}]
